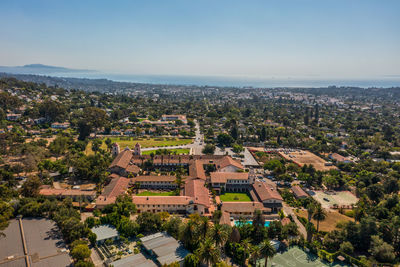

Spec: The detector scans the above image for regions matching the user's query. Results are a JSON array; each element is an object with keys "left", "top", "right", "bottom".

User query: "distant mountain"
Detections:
[{"left": 0, "top": 64, "right": 96, "bottom": 75}]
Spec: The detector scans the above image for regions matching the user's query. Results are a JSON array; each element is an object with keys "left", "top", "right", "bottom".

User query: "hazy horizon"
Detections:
[{"left": 0, "top": 0, "right": 399, "bottom": 80}]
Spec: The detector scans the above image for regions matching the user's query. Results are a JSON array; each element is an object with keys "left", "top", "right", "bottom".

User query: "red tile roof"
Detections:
[
  {"left": 132, "top": 196, "right": 192, "bottom": 205},
  {"left": 188, "top": 160, "right": 206, "bottom": 180},
  {"left": 221, "top": 201, "right": 270, "bottom": 213},
  {"left": 110, "top": 149, "right": 133, "bottom": 169},
  {"left": 252, "top": 181, "right": 283, "bottom": 202},
  {"left": 291, "top": 185, "right": 308, "bottom": 198},
  {"left": 216, "top": 156, "right": 244, "bottom": 170},
  {"left": 96, "top": 177, "right": 130, "bottom": 206},
  {"left": 39, "top": 188, "right": 96, "bottom": 197},
  {"left": 219, "top": 211, "right": 232, "bottom": 225},
  {"left": 184, "top": 179, "right": 210, "bottom": 207}
]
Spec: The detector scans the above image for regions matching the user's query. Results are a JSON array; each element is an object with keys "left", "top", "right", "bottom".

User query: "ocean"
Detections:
[{"left": 7, "top": 70, "right": 400, "bottom": 88}]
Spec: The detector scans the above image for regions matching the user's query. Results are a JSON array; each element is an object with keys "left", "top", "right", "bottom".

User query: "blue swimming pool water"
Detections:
[{"left": 234, "top": 220, "right": 271, "bottom": 227}]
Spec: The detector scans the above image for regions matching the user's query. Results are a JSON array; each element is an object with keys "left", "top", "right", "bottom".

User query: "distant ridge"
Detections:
[{"left": 0, "top": 64, "right": 96, "bottom": 74}]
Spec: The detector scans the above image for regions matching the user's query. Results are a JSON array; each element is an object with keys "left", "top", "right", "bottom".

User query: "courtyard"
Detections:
[{"left": 219, "top": 192, "right": 252, "bottom": 202}]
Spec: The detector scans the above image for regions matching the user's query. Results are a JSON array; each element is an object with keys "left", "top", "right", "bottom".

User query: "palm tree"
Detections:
[
  {"left": 260, "top": 239, "right": 276, "bottom": 267},
  {"left": 196, "top": 238, "right": 220, "bottom": 266},
  {"left": 307, "top": 203, "right": 316, "bottom": 222},
  {"left": 305, "top": 222, "right": 314, "bottom": 243},
  {"left": 312, "top": 205, "right": 327, "bottom": 232},
  {"left": 209, "top": 224, "right": 230, "bottom": 247},
  {"left": 250, "top": 245, "right": 261, "bottom": 267},
  {"left": 180, "top": 220, "right": 199, "bottom": 250},
  {"left": 199, "top": 216, "right": 210, "bottom": 239}
]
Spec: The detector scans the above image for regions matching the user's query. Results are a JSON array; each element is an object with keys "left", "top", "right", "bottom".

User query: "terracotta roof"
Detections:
[
  {"left": 188, "top": 160, "right": 206, "bottom": 180},
  {"left": 221, "top": 201, "right": 270, "bottom": 213},
  {"left": 291, "top": 185, "right": 308, "bottom": 198},
  {"left": 219, "top": 211, "right": 232, "bottom": 225},
  {"left": 126, "top": 164, "right": 140, "bottom": 173},
  {"left": 134, "top": 175, "right": 176, "bottom": 182},
  {"left": 132, "top": 196, "right": 192, "bottom": 205},
  {"left": 39, "top": 188, "right": 96, "bottom": 197},
  {"left": 184, "top": 179, "right": 210, "bottom": 207},
  {"left": 252, "top": 181, "right": 283, "bottom": 202},
  {"left": 210, "top": 172, "right": 248, "bottom": 184},
  {"left": 110, "top": 149, "right": 133, "bottom": 169},
  {"left": 216, "top": 156, "right": 244, "bottom": 170},
  {"left": 96, "top": 177, "right": 130, "bottom": 206}
]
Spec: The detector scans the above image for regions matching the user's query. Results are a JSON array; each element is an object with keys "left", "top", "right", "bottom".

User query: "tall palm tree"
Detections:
[
  {"left": 305, "top": 222, "right": 314, "bottom": 243},
  {"left": 307, "top": 203, "right": 316, "bottom": 222},
  {"left": 180, "top": 220, "right": 199, "bottom": 250},
  {"left": 199, "top": 216, "right": 210, "bottom": 239},
  {"left": 209, "top": 224, "right": 229, "bottom": 247},
  {"left": 196, "top": 238, "right": 220, "bottom": 266},
  {"left": 313, "top": 205, "right": 327, "bottom": 232},
  {"left": 250, "top": 245, "right": 261, "bottom": 267},
  {"left": 260, "top": 239, "right": 276, "bottom": 267}
]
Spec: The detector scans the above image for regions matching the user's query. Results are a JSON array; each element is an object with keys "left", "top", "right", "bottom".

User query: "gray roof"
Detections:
[
  {"left": 140, "top": 232, "right": 190, "bottom": 265},
  {"left": 110, "top": 253, "right": 157, "bottom": 267},
  {"left": 0, "top": 218, "right": 72, "bottom": 267},
  {"left": 92, "top": 225, "right": 119, "bottom": 241}
]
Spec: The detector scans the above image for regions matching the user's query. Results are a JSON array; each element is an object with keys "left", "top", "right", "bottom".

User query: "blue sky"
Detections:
[{"left": 0, "top": 0, "right": 399, "bottom": 79}]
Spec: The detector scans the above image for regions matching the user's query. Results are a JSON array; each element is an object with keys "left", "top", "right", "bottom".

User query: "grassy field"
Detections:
[
  {"left": 136, "top": 191, "right": 178, "bottom": 196},
  {"left": 141, "top": 148, "right": 190, "bottom": 155},
  {"left": 295, "top": 209, "right": 353, "bottom": 232},
  {"left": 85, "top": 137, "right": 192, "bottom": 155},
  {"left": 220, "top": 192, "right": 252, "bottom": 202}
]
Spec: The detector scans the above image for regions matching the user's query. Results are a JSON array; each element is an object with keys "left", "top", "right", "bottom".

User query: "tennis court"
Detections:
[{"left": 258, "top": 247, "right": 349, "bottom": 267}]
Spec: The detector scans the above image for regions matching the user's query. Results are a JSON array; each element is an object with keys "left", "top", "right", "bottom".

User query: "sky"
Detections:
[{"left": 0, "top": 0, "right": 399, "bottom": 79}]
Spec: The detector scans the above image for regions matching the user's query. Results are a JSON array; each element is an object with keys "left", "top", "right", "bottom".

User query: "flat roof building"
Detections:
[
  {"left": 92, "top": 225, "right": 119, "bottom": 244},
  {"left": 140, "top": 232, "right": 190, "bottom": 266}
]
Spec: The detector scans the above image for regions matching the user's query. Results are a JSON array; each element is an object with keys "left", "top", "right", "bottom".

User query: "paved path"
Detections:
[
  {"left": 90, "top": 248, "right": 104, "bottom": 267},
  {"left": 283, "top": 204, "right": 307, "bottom": 238}
]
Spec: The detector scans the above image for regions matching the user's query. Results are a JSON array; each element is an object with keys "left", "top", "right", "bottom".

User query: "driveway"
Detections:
[{"left": 283, "top": 204, "right": 307, "bottom": 238}]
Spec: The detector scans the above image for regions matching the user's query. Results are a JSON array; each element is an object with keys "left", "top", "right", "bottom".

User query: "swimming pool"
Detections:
[{"left": 234, "top": 220, "right": 271, "bottom": 227}]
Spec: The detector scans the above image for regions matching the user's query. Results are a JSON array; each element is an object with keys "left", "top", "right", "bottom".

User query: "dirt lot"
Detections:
[
  {"left": 295, "top": 209, "right": 354, "bottom": 232},
  {"left": 311, "top": 190, "right": 358, "bottom": 209},
  {"left": 278, "top": 150, "right": 337, "bottom": 171}
]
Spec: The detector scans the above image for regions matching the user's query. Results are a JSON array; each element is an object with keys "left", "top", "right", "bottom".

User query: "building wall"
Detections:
[{"left": 137, "top": 181, "right": 177, "bottom": 189}]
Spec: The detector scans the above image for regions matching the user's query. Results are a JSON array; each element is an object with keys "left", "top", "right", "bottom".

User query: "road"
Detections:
[
  {"left": 140, "top": 120, "right": 204, "bottom": 155},
  {"left": 283, "top": 204, "right": 307, "bottom": 238}
]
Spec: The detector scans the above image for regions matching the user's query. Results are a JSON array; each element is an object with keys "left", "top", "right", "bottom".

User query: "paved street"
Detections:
[{"left": 283, "top": 204, "right": 307, "bottom": 238}]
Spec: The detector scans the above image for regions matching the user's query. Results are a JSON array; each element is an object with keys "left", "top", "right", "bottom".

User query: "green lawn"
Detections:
[
  {"left": 136, "top": 191, "right": 178, "bottom": 196},
  {"left": 141, "top": 148, "right": 190, "bottom": 155},
  {"left": 85, "top": 137, "right": 192, "bottom": 155},
  {"left": 220, "top": 192, "right": 252, "bottom": 202}
]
